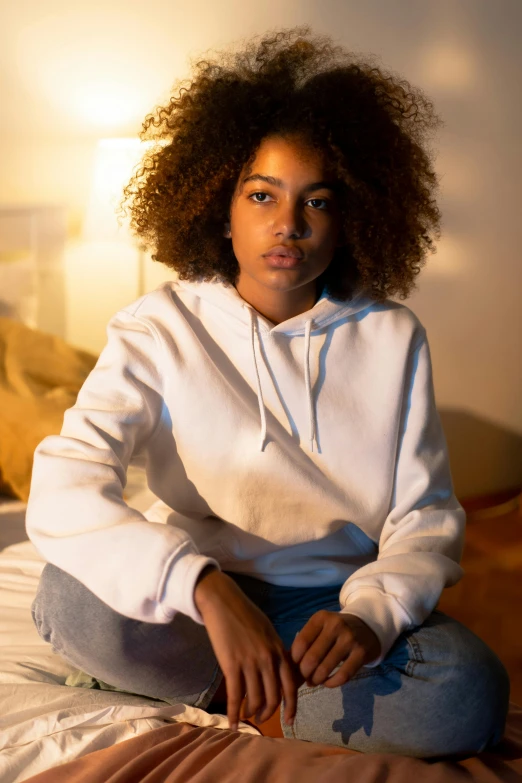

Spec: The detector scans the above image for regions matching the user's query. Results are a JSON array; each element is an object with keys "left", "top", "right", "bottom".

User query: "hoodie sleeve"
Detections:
[
  {"left": 25, "top": 307, "right": 221, "bottom": 625},
  {"left": 338, "top": 329, "right": 465, "bottom": 667}
]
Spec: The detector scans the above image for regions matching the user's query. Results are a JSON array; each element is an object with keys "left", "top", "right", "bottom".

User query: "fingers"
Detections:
[
  {"left": 291, "top": 616, "right": 323, "bottom": 665},
  {"left": 239, "top": 665, "right": 264, "bottom": 722},
  {"left": 322, "top": 646, "right": 366, "bottom": 687},
  {"left": 279, "top": 655, "right": 298, "bottom": 727},
  {"left": 229, "top": 661, "right": 279, "bottom": 729},
  {"left": 254, "top": 661, "right": 283, "bottom": 724},
  {"left": 227, "top": 653, "right": 294, "bottom": 730},
  {"left": 298, "top": 632, "right": 339, "bottom": 683},
  {"left": 302, "top": 638, "right": 348, "bottom": 686},
  {"left": 292, "top": 611, "right": 371, "bottom": 689},
  {"left": 226, "top": 670, "right": 245, "bottom": 732}
]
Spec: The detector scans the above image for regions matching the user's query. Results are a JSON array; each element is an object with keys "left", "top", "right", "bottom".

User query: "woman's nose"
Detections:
[{"left": 272, "top": 202, "right": 307, "bottom": 238}]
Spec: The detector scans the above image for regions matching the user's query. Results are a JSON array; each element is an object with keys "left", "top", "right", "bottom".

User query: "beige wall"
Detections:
[{"left": 1, "top": 0, "right": 520, "bottom": 497}]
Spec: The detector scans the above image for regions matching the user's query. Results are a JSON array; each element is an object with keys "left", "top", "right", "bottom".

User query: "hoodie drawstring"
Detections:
[
  {"left": 248, "top": 308, "right": 317, "bottom": 453},
  {"left": 249, "top": 307, "right": 268, "bottom": 452},
  {"left": 303, "top": 318, "right": 317, "bottom": 452}
]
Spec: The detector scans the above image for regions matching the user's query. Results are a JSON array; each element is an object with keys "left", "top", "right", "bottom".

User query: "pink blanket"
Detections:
[{"left": 21, "top": 701, "right": 522, "bottom": 783}]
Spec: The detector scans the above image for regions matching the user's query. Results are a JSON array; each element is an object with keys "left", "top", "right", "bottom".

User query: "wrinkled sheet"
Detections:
[{"left": 20, "top": 705, "right": 522, "bottom": 783}]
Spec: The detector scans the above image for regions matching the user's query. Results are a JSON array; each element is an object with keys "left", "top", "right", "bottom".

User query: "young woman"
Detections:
[{"left": 27, "top": 27, "right": 510, "bottom": 756}]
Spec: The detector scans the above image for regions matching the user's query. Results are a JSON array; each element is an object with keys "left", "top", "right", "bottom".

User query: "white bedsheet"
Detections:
[{"left": 0, "top": 486, "right": 259, "bottom": 783}]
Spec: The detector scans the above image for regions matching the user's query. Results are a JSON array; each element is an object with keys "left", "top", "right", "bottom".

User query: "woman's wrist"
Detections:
[{"left": 194, "top": 565, "right": 222, "bottom": 611}]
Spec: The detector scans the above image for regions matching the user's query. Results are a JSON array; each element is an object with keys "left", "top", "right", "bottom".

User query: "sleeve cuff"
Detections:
[
  {"left": 339, "top": 588, "right": 414, "bottom": 668},
  {"left": 160, "top": 545, "right": 221, "bottom": 625}
]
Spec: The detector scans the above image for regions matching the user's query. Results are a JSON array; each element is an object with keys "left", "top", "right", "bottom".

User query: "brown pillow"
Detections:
[{"left": 0, "top": 317, "right": 97, "bottom": 501}]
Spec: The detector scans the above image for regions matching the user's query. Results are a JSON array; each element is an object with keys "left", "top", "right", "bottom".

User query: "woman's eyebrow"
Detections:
[{"left": 242, "top": 173, "right": 339, "bottom": 193}]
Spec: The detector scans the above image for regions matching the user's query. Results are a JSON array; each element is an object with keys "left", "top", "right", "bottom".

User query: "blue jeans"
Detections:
[{"left": 32, "top": 564, "right": 510, "bottom": 758}]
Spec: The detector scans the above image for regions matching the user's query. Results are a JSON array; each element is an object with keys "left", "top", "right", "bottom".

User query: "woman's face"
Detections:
[{"left": 226, "top": 134, "right": 344, "bottom": 320}]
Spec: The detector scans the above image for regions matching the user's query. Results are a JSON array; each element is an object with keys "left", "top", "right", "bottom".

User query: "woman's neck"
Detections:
[{"left": 234, "top": 280, "right": 319, "bottom": 325}]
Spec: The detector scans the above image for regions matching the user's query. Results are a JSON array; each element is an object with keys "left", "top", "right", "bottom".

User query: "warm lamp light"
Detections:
[
  {"left": 82, "top": 137, "right": 161, "bottom": 295},
  {"left": 65, "top": 138, "right": 172, "bottom": 352},
  {"left": 83, "top": 137, "right": 152, "bottom": 244}
]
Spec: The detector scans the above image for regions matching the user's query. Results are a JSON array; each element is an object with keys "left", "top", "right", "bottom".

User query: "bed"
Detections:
[
  {"left": 0, "top": 494, "right": 521, "bottom": 783},
  {"left": 1, "top": 206, "right": 521, "bottom": 782}
]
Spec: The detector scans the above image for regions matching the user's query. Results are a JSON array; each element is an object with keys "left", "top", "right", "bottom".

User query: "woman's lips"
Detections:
[{"left": 264, "top": 254, "right": 303, "bottom": 268}]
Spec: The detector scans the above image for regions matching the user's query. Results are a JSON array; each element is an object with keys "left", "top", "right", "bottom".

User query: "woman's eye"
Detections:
[
  {"left": 249, "top": 192, "right": 272, "bottom": 203},
  {"left": 248, "top": 192, "right": 329, "bottom": 209}
]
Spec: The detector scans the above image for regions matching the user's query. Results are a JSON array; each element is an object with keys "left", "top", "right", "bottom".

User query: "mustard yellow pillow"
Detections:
[{"left": 0, "top": 317, "right": 97, "bottom": 501}]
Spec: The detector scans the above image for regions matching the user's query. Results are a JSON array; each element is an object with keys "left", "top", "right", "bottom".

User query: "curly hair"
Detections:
[{"left": 120, "top": 25, "right": 445, "bottom": 303}]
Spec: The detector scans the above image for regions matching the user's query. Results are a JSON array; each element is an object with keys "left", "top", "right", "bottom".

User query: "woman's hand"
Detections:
[
  {"left": 194, "top": 569, "right": 304, "bottom": 731},
  {"left": 290, "top": 611, "right": 381, "bottom": 688}
]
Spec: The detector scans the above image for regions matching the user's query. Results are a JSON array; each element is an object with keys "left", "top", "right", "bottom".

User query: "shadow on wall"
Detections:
[{"left": 440, "top": 409, "right": 522, "bottom": 499}]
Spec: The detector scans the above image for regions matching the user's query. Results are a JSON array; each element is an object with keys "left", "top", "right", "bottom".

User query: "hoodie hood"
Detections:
[{"left": 176, "top": 277, "right": 376, "bottom": 454}]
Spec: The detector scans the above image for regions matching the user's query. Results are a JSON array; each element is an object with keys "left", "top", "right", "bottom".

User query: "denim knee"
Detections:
[
  {"left": 436, "top": 613, "right": 510, "bottom": 751},
  {"left": 31, "top": 562, "right": 222, "bottom": 707},
  {"left": 459, "top": 638, "right": 511, "bottom": 753},
  {"left": 31, "top": 562, "right": 129, "bottom": 664},
  {"left": 281, "top": 612, "right": 511, "bottom": 758},
  {"left": 400, "top": 613, "right": 511, "bottom": 757},
  {"left": 31, "top": 563, "right": 66, "bottom": 650}
]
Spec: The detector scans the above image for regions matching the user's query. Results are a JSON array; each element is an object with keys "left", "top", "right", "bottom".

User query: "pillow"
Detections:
[
  {"left": 0, "top": 317, "right": 97, "bottom": 501},
  {"left": 0, "top": 468, "right": 13, "bottom": 497}
]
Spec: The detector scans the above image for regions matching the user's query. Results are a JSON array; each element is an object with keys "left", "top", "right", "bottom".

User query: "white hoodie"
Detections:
[{"left": 26, "top": 277, "right": 465, "bottom": 667}]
